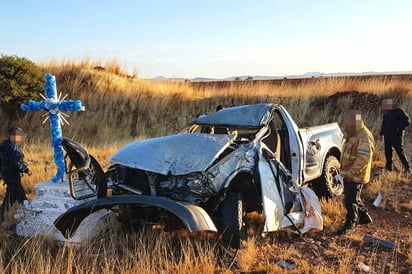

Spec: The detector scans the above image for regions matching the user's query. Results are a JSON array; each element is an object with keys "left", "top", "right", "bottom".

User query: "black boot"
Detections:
[
  {"left": 337, "top": 221, "right": 356, "bottom": 235},
  {"left": 358, "top": 212, "right": 372, "bottom": 225}
]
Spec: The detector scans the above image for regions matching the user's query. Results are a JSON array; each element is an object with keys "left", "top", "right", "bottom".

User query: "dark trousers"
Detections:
[
  {"left": 344, "top": 181, "right": 368, "bottom": 224},
  {"left": 384, "top": 133, "right": 409, "bottom": 171},
  {"left": 0, "top": 179, "right": 27, "bottom": 217}
]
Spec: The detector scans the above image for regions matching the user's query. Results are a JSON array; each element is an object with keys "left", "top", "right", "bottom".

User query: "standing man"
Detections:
[
  {"left": 338, "top": 111, "right": 375, "bottom": 235},
  {"left": 379, "top": 98, "right": 410, "bottom": 173},
  {"left": 0, "top": 127, "right": 32, "bottom": 218}
]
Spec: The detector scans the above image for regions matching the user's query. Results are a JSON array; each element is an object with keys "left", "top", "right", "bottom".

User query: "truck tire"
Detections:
[
  {"left": 320, "top": 155, "right": 343, "bottom": 197},
  {"left": 219, "top": 192, "right": 245, "bottom": 249}
]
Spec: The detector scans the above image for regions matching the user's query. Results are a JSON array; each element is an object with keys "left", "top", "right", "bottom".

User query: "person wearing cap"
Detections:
[
  {"left": 0, "top": 127, "right": 32, "bottom": 218},
  {"left": 379, "top": 98, "right": 410, "bottom": 173},
  {"left": 337, "top": 111, "right": 375, "bottom": 235}
]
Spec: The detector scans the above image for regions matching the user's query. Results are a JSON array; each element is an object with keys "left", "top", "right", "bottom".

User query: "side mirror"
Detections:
[{"left": 63, "top": 138, "right": 107, "bottom": 200}]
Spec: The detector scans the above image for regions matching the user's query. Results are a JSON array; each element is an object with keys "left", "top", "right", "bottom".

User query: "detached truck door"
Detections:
[{"left": 258, "top": 149, "right": 283, "bottom": 232}]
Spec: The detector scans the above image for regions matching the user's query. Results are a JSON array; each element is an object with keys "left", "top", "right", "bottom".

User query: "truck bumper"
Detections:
[{"left": 54, "top": 194, "right": 218, "bottom": 237}]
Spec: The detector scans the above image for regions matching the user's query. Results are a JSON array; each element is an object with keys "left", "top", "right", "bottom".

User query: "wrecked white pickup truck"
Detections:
[{"left": 55, "top": 103, "right": 344, "bottom": 248}]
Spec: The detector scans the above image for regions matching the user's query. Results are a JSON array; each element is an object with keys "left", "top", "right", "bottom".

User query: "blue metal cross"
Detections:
[{"left": 21, "top": 73, "right": 85, "bottom": 183}]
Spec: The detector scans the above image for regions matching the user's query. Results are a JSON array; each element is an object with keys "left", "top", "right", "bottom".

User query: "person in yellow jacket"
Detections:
[{"left": 337, "top": 111, "right": 375, "bottom": 235}]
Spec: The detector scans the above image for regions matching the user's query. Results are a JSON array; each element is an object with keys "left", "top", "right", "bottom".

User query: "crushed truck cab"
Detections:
[{"left": 56, "top": 103, "right": 343, "bottom": 248}]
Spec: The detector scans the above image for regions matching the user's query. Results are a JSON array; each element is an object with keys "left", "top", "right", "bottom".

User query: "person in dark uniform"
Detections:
[
  {"left": 0, "top": 127, "right": 32, "bottom": 218},
  {"left": 379, "top": 98, "right": 410, "bottom": 173}
]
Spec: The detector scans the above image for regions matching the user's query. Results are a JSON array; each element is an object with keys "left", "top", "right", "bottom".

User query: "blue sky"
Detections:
[{"left": 1, "top": 1, "right": 412, "bottom": 78}]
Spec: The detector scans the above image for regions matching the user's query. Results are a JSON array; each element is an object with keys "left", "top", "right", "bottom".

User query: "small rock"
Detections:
[
  {"left": 358, "top": 262, "right": 372, "bottom": 272},
  {"left": 305, "top": 238, "right": 315, "bottom": 244}
]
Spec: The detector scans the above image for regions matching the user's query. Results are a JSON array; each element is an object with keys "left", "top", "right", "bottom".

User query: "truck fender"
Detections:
[{"left": 54, "top": 195, "right": 217, "bottom": 237}]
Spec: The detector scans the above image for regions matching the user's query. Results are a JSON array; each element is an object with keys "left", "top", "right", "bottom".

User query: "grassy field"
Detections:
[{"left": 0, "top": 60, "right": 411, "bottom": 273}]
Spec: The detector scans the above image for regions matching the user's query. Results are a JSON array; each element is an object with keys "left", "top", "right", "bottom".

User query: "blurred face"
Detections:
[
  {"left": 10, "top": 133, "right": 25, "bottom": 145},
  {"left": 381, "top": 99, "right": 393, "bottom": 111},
  {"left": 343, "top": 113, "right": 362, "bottom": 136}
]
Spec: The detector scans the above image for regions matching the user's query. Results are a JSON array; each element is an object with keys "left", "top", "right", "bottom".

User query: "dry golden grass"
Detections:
[
  {"left": 408, "top": 234, "right": 412, "bottom": 264},
  {"left": 3, "top": 58, "right": 412, "bottom": 146},
  {"left": 320, "top": 198, "right": 346, "bottom": 230},
  {"left": 235, "top": 237, "right": 259, "bottom": 271},
  {"left": 0, "top": 60, "right": 411, "bottom": 273},
  {"left": 366, "top": 169, "right": 411, "bottom": 212}
]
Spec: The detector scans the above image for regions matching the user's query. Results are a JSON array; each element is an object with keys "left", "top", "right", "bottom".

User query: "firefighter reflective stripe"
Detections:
[
  {"left": 358, "top": 139, "right": 372, "bottom": 156},
  {"left": 357, "top": 150, "right": 371, "bottom": 155},
  {"left": 353, "top": 177, "right": 363, "bottom": 183}
]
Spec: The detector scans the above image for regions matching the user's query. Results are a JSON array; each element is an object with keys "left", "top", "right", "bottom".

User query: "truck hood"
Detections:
[{"left": 109, "top": 133, "right": 237, "bottom": 176}]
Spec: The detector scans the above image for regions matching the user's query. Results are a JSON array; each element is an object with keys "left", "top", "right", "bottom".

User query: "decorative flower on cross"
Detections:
[{"left": 21, "top": 73, "right": 85, "bottom": 183}]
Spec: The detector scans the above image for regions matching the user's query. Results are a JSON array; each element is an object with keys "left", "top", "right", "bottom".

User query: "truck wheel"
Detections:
[
  {"left": 321, "top": 155, "right": 343, "bottom": 197},
  {"left": 219, "top": 192, "right": 245, "bottom": 249}
]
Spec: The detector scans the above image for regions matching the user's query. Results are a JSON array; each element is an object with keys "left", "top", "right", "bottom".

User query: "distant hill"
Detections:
[{"left": 150, "top": 71, "right": 412, "bottom": 82}]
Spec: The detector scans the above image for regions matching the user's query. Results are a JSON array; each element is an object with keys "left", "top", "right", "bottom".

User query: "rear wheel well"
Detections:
[
  {"left": 325, "top": 147, "right": 341, "bottom": 164},
  {"left": 311, "top": 149, "right": 343, "bottom": 198}
]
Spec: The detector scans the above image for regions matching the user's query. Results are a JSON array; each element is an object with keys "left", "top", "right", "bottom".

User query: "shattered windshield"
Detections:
[{"left": 193, "top": 103, "right": 273, "bottom": 128}]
